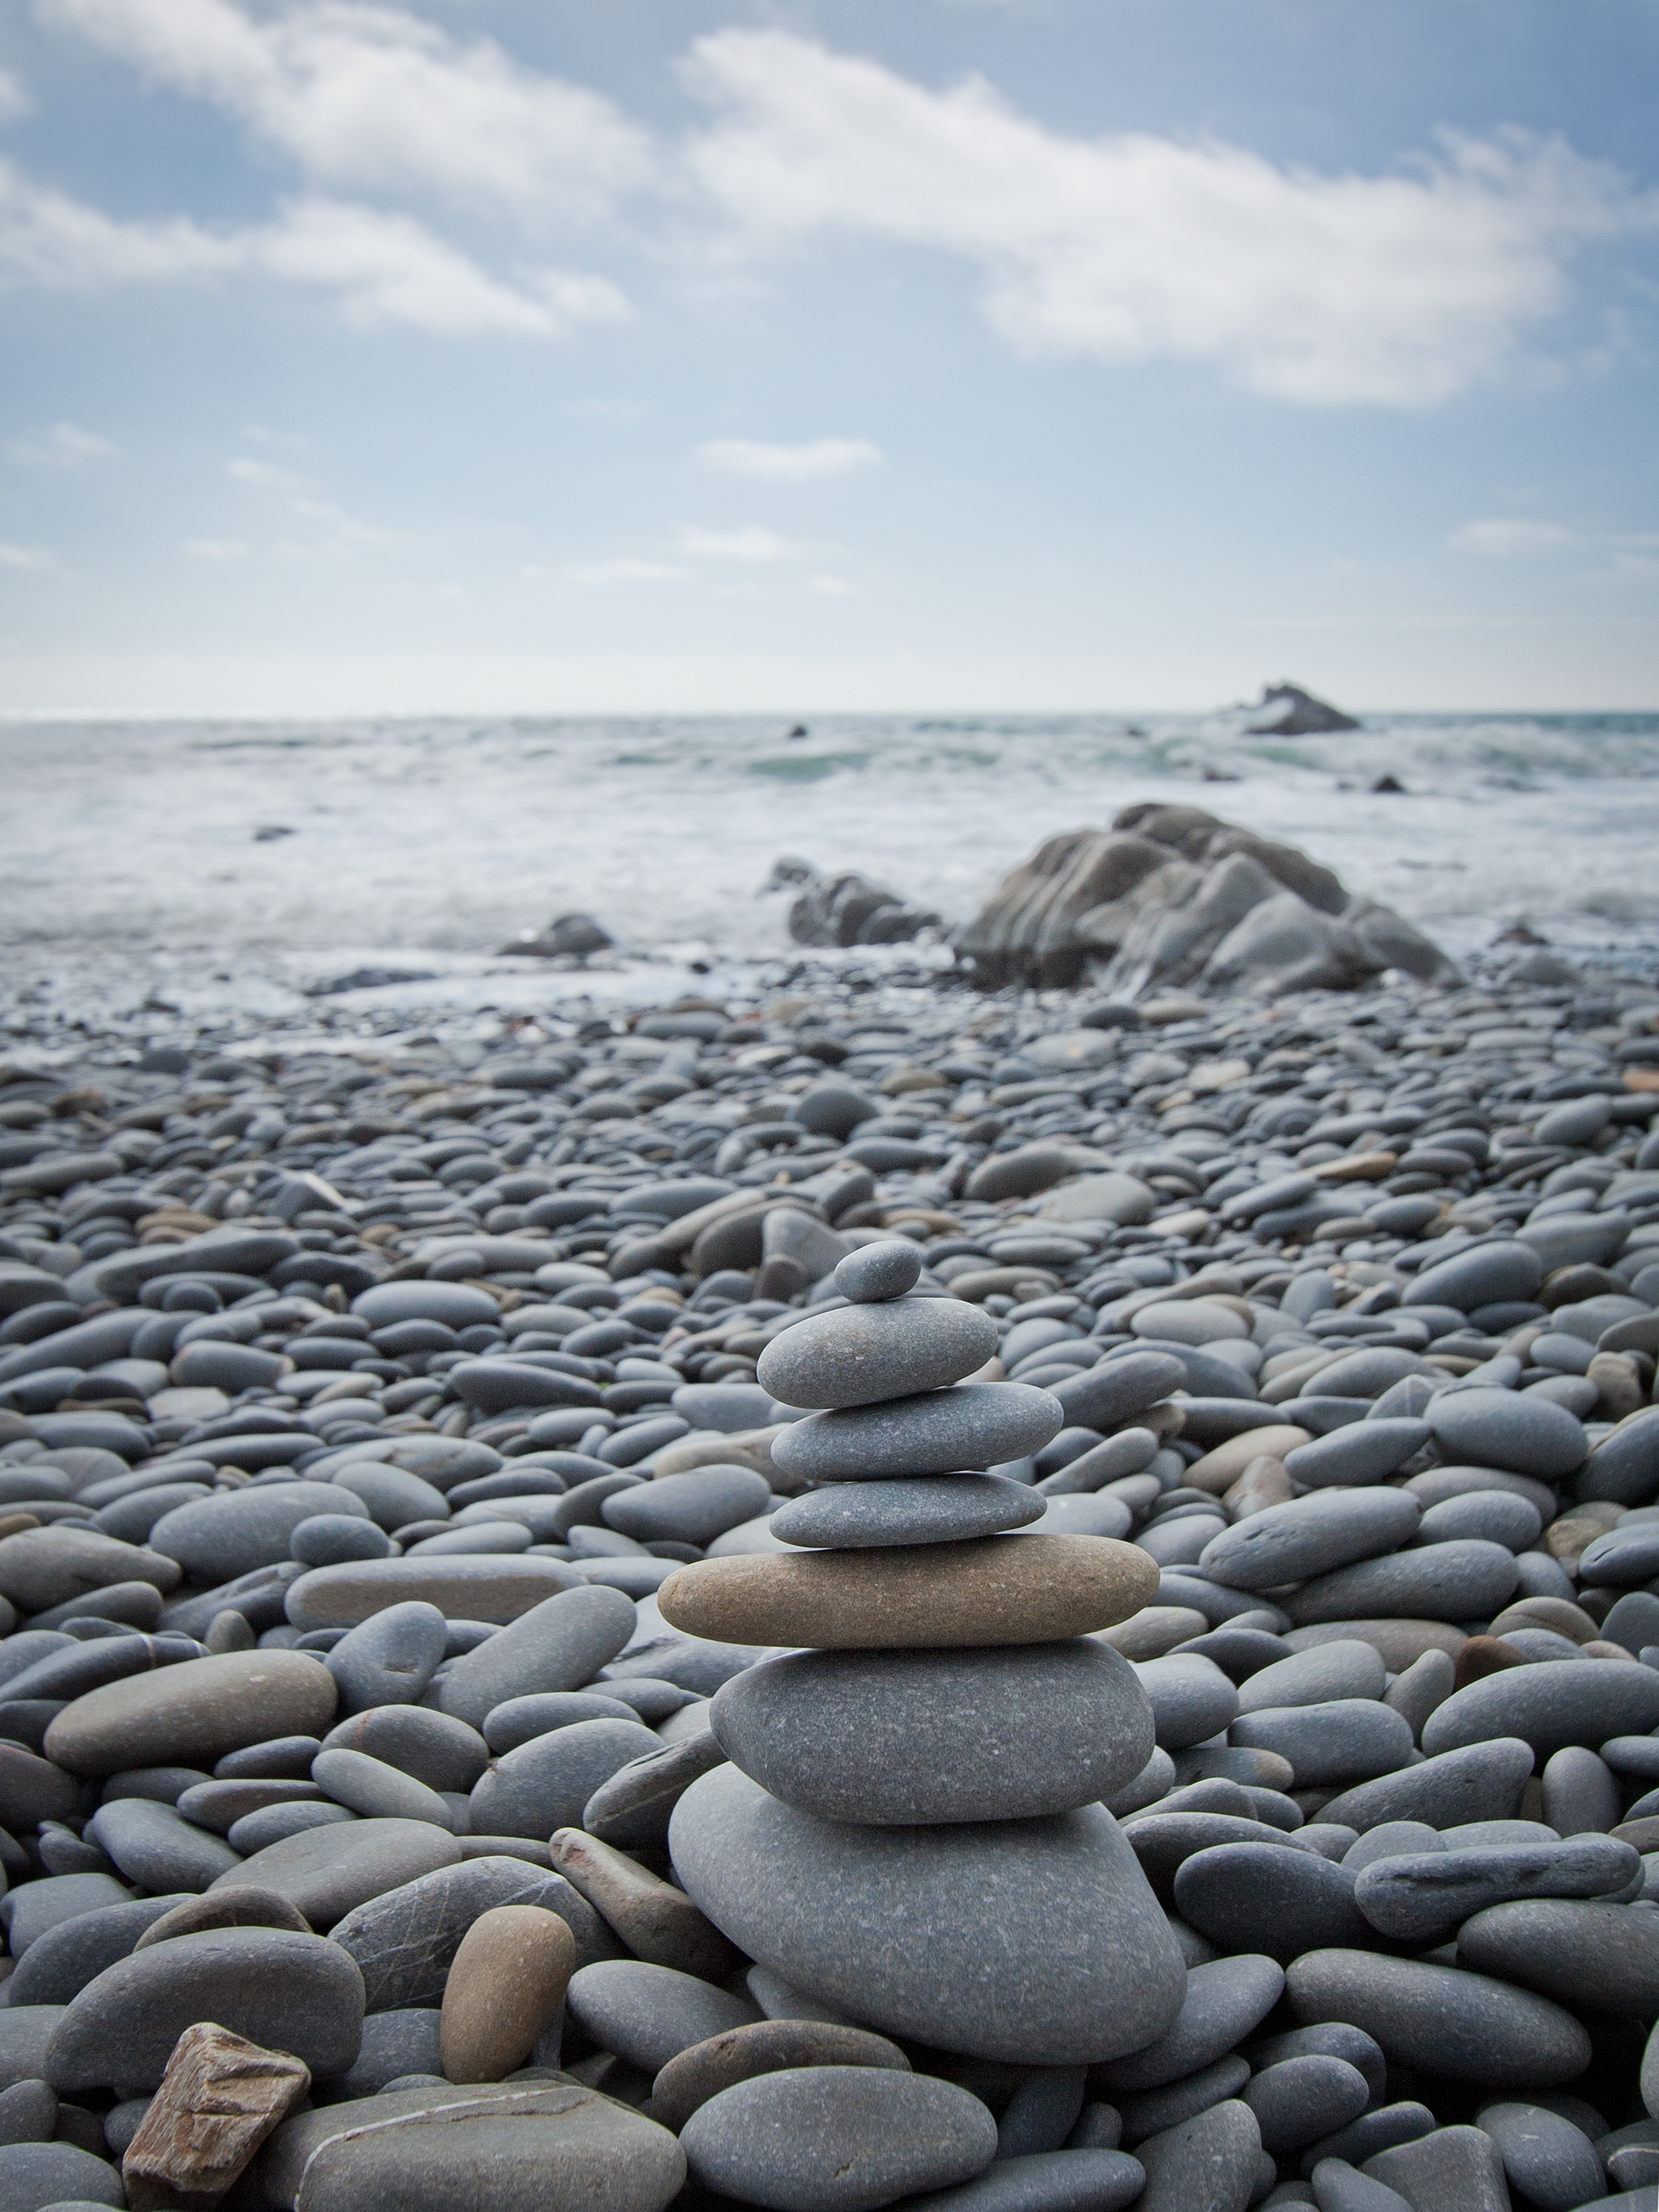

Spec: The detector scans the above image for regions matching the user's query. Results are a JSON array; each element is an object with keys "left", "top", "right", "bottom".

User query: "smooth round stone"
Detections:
[
  {"left": 289, "top": 1516, "right": 392, "bottom": 1567},
  {"left": 4, "top": 1878, "right": 133, "bottom": 1961},
  {"left": 757, "top": 1300, "right": 997, "bottom": 1411},
  {"left": 1028, "top": 1495, "right": 1135, "bottom": 1540},
  {"left": 1201, "top": 1492, "right": 1421, "bottom": 1592},
  {"left": 325, "top": 1602, "right": 447, "bottom": 1716},
  {"left": 84, "top": 1797, "right": 243, "bottom": 1890},
  {"left": 1475, "top": 2101, "right": 1607, "bottom": 2211},
  {"left": 448, "top": 1359, "right": 604, "bottom": 1414},
  {"left": 312, "top": 1748, "right": 452, "bottom": 1828},
  {"left": 330, "top": 1855, "right": 615, "bottom": 2011},
  {"left": 352, "top": 1283, "right": 500, "bottom": 1330},
  {"left": 7, "top": 1898, "right": 185, "bottom": 2007},
  {"left": 669, "top": 1766, "right": 1186, "bottom": 2065},
  {"left": 1422, "top": 1659, "right": 1659, "bottom": 1760},
  {"left": 581, "top": 1732, "right": 729, "bottom": 1850},
  {"left": 0, "top": 2141, "right": 123, "bottom": 2209},
  {"left": 1286, "top": 1950, "right": 1591, "bottom": 2086},
  {"left": 469, "top": 1717, "right": 662, "bottom": 1838},
  {"left": 1172, "top": 1843, "right": 1370, "bottom": 1963},
  {"left": 440, "top": 1903, "right": 575, "bottom": 2082},
  {"left": 329, "top": 1463, "right": 450, "bottom": 1533},
  {"left": 1402, "top": 1243, "right": 1544, "bottom": 1313},
  {"left": 147, "top": 1485, "right": 371, "bottom": 1584},
  {"left": 1320, "top": 1740, "right": 1534, "bottom": 1835},
  {"left": 770, "top": 1384, "right": 1065, "bottom": 1483},
  {"left": 1131, "top": 1302, "right": 1249, "bottom": 1346},
  {"left": 0, "top": 1529, "right": 179, "bottom": 1617},
  {"left": 1417, "top": 1491, "right": 1541, "bottom": 1550},
  {"left": 833, "top": 1241, "right": 922, "bottom": 1303},
  {"left": 1458, "top": 1897, "right": 1659, "bottom": 2014},
  {"left": 1355, "top": 1837, "right": 1639, "bottom": 1944},
  {"left": 1232, "top": 1702, "right": 1414, "bottom": 1788},
  {"left": 603, "top": 1467, "right": 773, "bottom": 1547},
  {"left": 1099, "top": 1955, "right": 1285, "bottom": 2094},
  {"left": 567, "top": 1960, "right": 757, "bottom": 2072},
  {"left": 284, "top": 1556, "right": 584, "bottom": 1628},
  {"left": 1049, "top": 1354, "right": 1188, "bottom": 1435},
  {"left": 1425, "top": 1390, "right": 1588, "bottom": 1480},
  {"left": 42, "top": 1927, "right": 365, "bottom": 2090},
  {"left": 228, "top": 1803, "right": 355, "bottom": 1853},
  {"left": 1236, "top": 1641, "right": 1386, "bottom": 1714},
  {"left": 483, "top": 1690, "right": 641, "bottom": 1753},
  {"left": 1283, "top": 1540, "right": 1520, "bottom": 1628},
  {"left": 1283, "top": 1423, "right": 1431, "bottom": 1490},
  {"left": 208, "top": 1817, "right": 464, "bottom": 1930},
  {"left": 44, "top": 1652, "right": 337, "bottom": 1777},
  {"left": 650, "top": 2019, "right": 911, "bottom": 2135},
  {"left": 1245, "top": 2054, "right": 1370, "bottom": 2156},
  {"left": 710, "top": 1642, "right": 1153, "bottom": 1824},
  {"left": 1133, "top": 2101, "right": 1261, "bottom": 2212},
  {"left": 1580, "top": 1526, "right": 1659, "bottom": 1588},
  {"left": 438, "top": 1585, "right": 637, "bottom": 1729},
  {"left": 681, "top": 2066, "right": 996, "bottom": 2212},
  {"left": 659, "top": 1536, "right": 1156, "bottom": 1650},
  {"left": 0, "top": 2077, "right": 59, "bottom": 2146},
  {"left": 1132, "top": 1657, "right": 1239, "bottom": 1750},
  {"left": 772, "top": 1474, "right": 1043, "bottom": 1549},
  {"left": 332, "top": 2009, "right": 443, "bottom": 2100},
  {"left": 321, "top": 1706, "right": 489, "bottom": 1793},
  {"left": 133, "top": 1886, "right": 314, "bottom": 1948}
]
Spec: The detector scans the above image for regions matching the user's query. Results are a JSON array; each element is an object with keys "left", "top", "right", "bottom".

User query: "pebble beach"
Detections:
[{"left": 4, "top": 715, "right": 1659, "bottom": 2212}]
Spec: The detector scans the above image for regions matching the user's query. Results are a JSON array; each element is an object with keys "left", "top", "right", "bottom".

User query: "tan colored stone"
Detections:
[
  {"left": 1311, "top": 1151, "right": 1397, "bottom": 1182},
  {"left": 122, "top": 2022, "right": 309, "bottom": 2211},
  {"left": 658, "top": 1534, "right": 1156, "bottom": 1650},
  {"left": 549, "top": 1831, "right": 734, "bottom": 1983},
  {"left": 1185, "top": 1427, "right": 1311, "bottom": 1495},
  {"left": 1545, "top": 1502, "right": 1623, "bottom": 1566},
  {"left": 1589, "top": 1351, "right": 1645, "bottom": 1421},
  {"left": 1223, "top": 1456, "right": 1295, "bottom": 1519},
  {"left": 1489, "top": 1596, "right": 1600, "bottom": 1646},
  {"left": 439, "top": 1905, "right": 575, "bottom": 2083},
  {"left": 650, "top": 1427, "right": 787, "bottom": 1484},
  {"left": 45, "top": 1650, "right": 337, "bottom": 1777}
]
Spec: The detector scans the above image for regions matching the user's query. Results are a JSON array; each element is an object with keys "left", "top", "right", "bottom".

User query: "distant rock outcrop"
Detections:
[
  {"left": 763, "top": 857, "right": 939, "bottom": 949},
  {"left": 1246, "top": 682, "right": 1360, "bottom": 735},
  {"left": 954, "top": 802, "right": 1457, "bottom": 996},
  {"left": 498, "top": 913, "right": 615, "bottom": 961}
]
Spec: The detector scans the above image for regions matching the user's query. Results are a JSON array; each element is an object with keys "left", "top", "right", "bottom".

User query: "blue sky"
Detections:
[{"left": 1, "top": 0, "right": 1656, "bottom": 715}]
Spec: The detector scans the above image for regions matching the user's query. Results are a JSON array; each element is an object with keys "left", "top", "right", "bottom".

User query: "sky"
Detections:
[{"left": 0, "top": 0, "right": 1656, "bottom": 717}]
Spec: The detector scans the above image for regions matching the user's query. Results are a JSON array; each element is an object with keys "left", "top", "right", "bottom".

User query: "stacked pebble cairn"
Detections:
[
  {"left": 660, "top": 1236, "right": 1183, "bottom": 2180},
  {"left": 4, "top": 946, "right": 1659, "bottom": 2208}
]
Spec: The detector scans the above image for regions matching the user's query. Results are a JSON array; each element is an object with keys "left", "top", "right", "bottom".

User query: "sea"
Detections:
[{"left": 4, "top": 708, "right": 1658, "bottom": 1037}]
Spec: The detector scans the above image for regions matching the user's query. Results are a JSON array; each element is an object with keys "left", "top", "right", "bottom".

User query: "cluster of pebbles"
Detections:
[{"left": 0, "top": 940, "right": 1658, "bottom": 2212}]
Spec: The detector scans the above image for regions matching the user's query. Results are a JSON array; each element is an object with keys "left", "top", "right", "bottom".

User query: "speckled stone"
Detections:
[
  {"left": 757, "top": 1300, "right": 999, "bottom": 1411},
  {"left": 770, "top": 1474, "right": 1044, "bottom": 1549},
  {"left": 1286, "top": 1950, "right": 1591, "bottom": 2087},
  {"left": 44, "top": 1652, "right": 337, "bottom": 1778},
  {"left": 769, "top": 1384, "right": 1065, "bottom": 1483}
]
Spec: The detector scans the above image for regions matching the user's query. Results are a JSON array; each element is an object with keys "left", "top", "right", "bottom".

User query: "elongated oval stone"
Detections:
[
  {"left": 757, "top": 1301, "right": 999, "bottom": 1411},
  {"left": 770, "top": 1384, "right": 1064, "bottom": 1483},
  {"left": 1286, "top": 1948, "right": 1590, "bottom": 2087},
  {"left": 44, "top": 1652, "right": 337, "bottom": 1778},
  {"left": 285, "top": 1556, "right": 584, "bottom": 1629},
  {"left": 669, "top": 1765, "right": 1186, "bottom": 2065},
  {"left": 658, "top": 1536, "right": 1157, "bottom": 1651}
]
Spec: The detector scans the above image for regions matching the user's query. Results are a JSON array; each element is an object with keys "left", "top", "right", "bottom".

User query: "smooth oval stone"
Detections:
[
  {"left": 353, "top": 1282, "right": 500, "bottom": 1330},
  {"left": 1418, "top": 1490, "right": 1542, "bottom": 1550},
  {"left": 1425, "top": 1390, "right": 1588, "bottom": 1480},
  {"left": 659, "top": 1537, "right": 1156, "bottom": 1650},
  {"left": 603, "top": 1467, "right": 773, "bottom": 1547},
  {"left": 1236, "top": 1642, "right": 1386, "bottom": 1714},
  {"left": 43, "top": 1927, "right": 364, "bottom": 2090},
  {"left": 1099, "top": 1955, "right": 1285, "bottom": 2093},
  {"left": 1458, "top": 1897, "right": 1659, "bottom": 2014},
  {"left": 0, "top": 1529, "right": 180, "bottom": 1616},
  {"left": 331, "top": 2009, "right": 443, "bottom": 2100},
  {"left": 670, "top": 1766, "right": 1185, "bottom": 2065},
  {"left": 3, "top": 1877, "right": 133, "bottom": 1959},
  {"left": 209, "top": 1817, "right": 464, "bottom": 1930},
  {"left": 438, "top": 1584, "right": 636, "bottom": 1729},
  {"left": 483, "top": 1690, "right": 640, "bottom": 1752},
  {"left": 229, "top": 1804, "right": 358, "bottom": 1853},
  {"left": 926, "top": 2149, "right": 1147, "bottom": 2210},
  {"left": 44, "top": 1652, "right": 337, "bottom": 1777},
  {"left": 833, "top": 1241, "right": 922, "bottom": 1302},
  {"left": 147, "top": 1484, "right": 370, "bottom": 1584},
  {"left": 568, "top": 1959, "right": 758, "bottom": 2072},
  {"left": 84, "top": 1797, "right": 243, "bottom": 1890},
  {"left": 1232, "top": 1702, "right": 1415, "bottom": 1788},
  {"left": 1422, "top": 1660, "right": 1659, "bottom": 1760},
  {"left": 1245, "top": 2054, "right": 1370, "bottom": 2157},
  {"left": 261, "top": 2079, "right": 685, "bottom": 2212},
  {"left": 1475, "top": 2102, "right": 1606, "bottom": 2212},
  {"left": 772, "top": 1474, "right": 1043, "bottom": 1549},
  {"left": 289, "top": 1515, "right": 392, "bottom": 1567},
  {"left": 1133, "top": 1657, "right": 1240, "bottom": 1751},
  {"left": 1318, "top": 1739, "right": 1534, "bottom": 1835},
  {"left": 1172, "top": 1843, "right": 1370, "bottom": 1963},
  {"left": 320, "top": 1706, "right": 489, "bottom": 1793},
  {"left": 330, "top": 1854, "right": 617, "bottom": 2009},
  {"left": 1283, "top": 1422, "right": 1432, "bottom": 1491},
  {"left": 329, "top": 1461, "right": 450, "bottom": 1533},
  {"left": 1284, "top": 1540, "right": 1520, "bottom": 1628},
  {"left": 1355, "top": 1836, "right": 1640, "bottom": 1943},
  {"left": 6, "top": 1897, "right": 186, "bottom": 2007},
  {"left": 770, "top": 1384, "right": 1064, "bottom": 1483},
  {"left": 650, "top": 2019, "right": 911, "bottom": 2135},
  {"left": 1286, "top": 1950, "right": 1591, "bottom": 2086},
  {"left": 1133, "top": 2101, "right": 1261, "bottom": 2212},
  {"left": 440, "top": 1902, "right": 575, "bottom": 2082},
  {"left": 133, "top": 1886, "right": 314, "bottom": 1948},
  {"left": 1403, "top": 1243, "right": 1545, "bottom": 1313},
  {"left": 284, "top": 1555, "right": 584, "bottom": 1628},
  {"left": 312, "top": 1748, "right": 452, "bottom": 1827},
  {"left": 0, "top": 2140, "right": 123, "bottom": 2208},
  {"left": 1202, "top": 1493, "right": 1421, "bottom": 1592},
  {"left": 469, "top": 1717, "right": 663, "bottom": 1838},
  {"left": 1049, "top": 1354, "right": 1189, "bottom": 1436},
  {"left": 681, "top": 2066, "right": 995, "bottom": 2212},
  {"left": 758, "top": 1300, "right": 998, "bottom": 1412},
  {"left": 582, "top": 1731, "right": 729, "bottom": 1850},
  {"left": 1117, "top": 2055, "right": 1249, "bottom": 2149},
  {"left": 710, "top": 1642, "right": 1153, "bottom": 1824}
]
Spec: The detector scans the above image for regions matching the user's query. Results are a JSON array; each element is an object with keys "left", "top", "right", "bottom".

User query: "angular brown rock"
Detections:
[{"left": 122, "top": 2022, "right": 310, "bottom": 2211}]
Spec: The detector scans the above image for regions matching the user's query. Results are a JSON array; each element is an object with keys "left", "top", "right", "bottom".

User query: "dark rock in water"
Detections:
[
  {"left": 303, "top": 968, "right": 439, "bottom": 997},
  {"left": 764, "top": 857, "right": 940, "bottom": 949},
  {"left": 1246, "top": 682, "right": 1360, "bottom": 736},
  {"left": 499, "top": 913, "right": 615, "bottom": 961}
]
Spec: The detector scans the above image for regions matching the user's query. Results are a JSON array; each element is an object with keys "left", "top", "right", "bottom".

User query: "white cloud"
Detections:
[
  {"left": 0, "top": 541, "right": 56, "bottom": 570},
  {"left": 6, "top": 420, "right": 113, "bottom": 465},
  {"left": 1450, "top": 517, "right": 1579, "bottom": 556},
  {"left": 0, "top": 158, "right": 625, "bottom": 335},
  {"left": 184, "top": 537, "right": 251, "bottom": 560},
  {"left": 227, "top": 452, "right": 412, "bottom": 560},
  {"left": 679, "top": 523, "right": 804, "bottom": 562},
  {"left": 683, "top": 29, "right": 1652, "bottom": 407},
  {"left": 0, "top": 68, "right": 31, "bottom": 122},
  {"left": 558, "top": 557, "right": 687, "bottom": 587},
  {"left": 41, "top": 0, "right": 651, "bottom": 226},
  {"left": 694, "top": 435, "right": 881, "bottom": 482}
]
